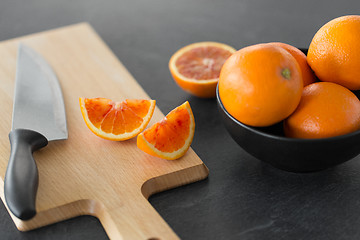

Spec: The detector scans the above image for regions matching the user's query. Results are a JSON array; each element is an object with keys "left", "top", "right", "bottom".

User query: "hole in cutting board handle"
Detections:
[{"left": 148, "top": 238, "right": 160, "bottom": 240}]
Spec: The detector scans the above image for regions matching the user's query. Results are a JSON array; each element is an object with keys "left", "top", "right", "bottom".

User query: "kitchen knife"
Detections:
[{"left": 4, "top": 44, "right": 68, "bottom": 220}]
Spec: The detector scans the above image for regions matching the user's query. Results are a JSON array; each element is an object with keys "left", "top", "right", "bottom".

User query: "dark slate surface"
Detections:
[{"left": 1, "top": 0, "right": 360, "bottom": 239}]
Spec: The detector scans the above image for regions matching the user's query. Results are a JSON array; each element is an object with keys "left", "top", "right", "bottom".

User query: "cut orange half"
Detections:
[
  {"left": 169, "top": 42, "right": 236, "bottom": 98},
  {"left": 137, "top": 101, "right": 195, "bottom": 160},
  {"left": 79, "top": 98, "right": 156, "bottom": 141}
]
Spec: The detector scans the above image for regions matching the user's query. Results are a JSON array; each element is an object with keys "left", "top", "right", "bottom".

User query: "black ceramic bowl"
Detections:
[{"left": 216, "top": 85, "right": 360, "bottom": 172}]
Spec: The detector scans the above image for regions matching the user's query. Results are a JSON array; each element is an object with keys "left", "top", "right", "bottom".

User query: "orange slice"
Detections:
[
  {"left": 79, "top": 98, "right": 156, "bottom": 141},
  {"left": 169, "top": 42, "right": 236, "bottom": 98},
  {"left": 137, "top": 101, "right": 195, "bottom": 160}
]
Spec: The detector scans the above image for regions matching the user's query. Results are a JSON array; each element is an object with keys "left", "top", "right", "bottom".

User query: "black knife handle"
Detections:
[{"left": 4, "top": 129, "right": 48, "bottom": 220}]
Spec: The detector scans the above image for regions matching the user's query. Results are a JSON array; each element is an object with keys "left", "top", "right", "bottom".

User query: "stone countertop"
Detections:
[{"left": 1, "top": 1, "right": 360, "bottom": 239}]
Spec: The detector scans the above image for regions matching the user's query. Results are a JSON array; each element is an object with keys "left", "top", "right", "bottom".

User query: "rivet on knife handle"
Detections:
[{"left": 4, "top": 129, "right": 48, "bottom": 220}]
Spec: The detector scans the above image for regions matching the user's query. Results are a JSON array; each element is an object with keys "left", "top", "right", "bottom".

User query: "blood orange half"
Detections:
[
  {"left": 79, "top": 98, "right": 156, "bottom": 141},
  {"left": 169, "top": 42, "right": 236, "bottom": 98},
  {"left": 137, "top": 101, "right": 195, "bottom": 160}
]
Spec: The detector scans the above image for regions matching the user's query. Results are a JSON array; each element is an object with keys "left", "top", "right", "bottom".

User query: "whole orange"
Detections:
[
  {"left": 284, "top": 82, "right": 360, "bottom": 139},
  {"left": 218, "top": 43, "right": 303, "bottom": 127},
  {"left": 269, "top": 42, "right": 317, "bottom": 86},
  {"left": 307, "top": 15, "right": 360, "bottom": 90}
]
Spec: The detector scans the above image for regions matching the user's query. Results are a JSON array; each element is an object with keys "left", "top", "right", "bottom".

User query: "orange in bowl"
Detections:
[
  {"left": 284, "top": 82, "right": 360, "bottom": 139},
  {"left": 307, "top": 15, "right": 360, "bottom": 90},
  {"left": 268, "top": 42, "right": 317, "bottom": 87},
  {"left": 169, "top": 42, "right": 236, "bottom": 98},
  {"left": 218, "top": 43, "right": 303, "bottom": 127}
]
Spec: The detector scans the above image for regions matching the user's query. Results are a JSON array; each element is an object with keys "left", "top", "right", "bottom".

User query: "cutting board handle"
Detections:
[
  {"left": 4, "top": 129, "right": 48, "bottom": 220},
  {"left": 98, "top": 195, "right": 180, "bottom": 240}
]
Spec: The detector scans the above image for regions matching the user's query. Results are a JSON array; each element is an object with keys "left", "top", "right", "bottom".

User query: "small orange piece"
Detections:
[
  {"left": 137, "top": 101, "right": 195, "bottom": 160},
  {"left": 268, "top": 42, "right": 317, "bottom": 86},
  {"left": 307, "top": 15, "right": 360, "bottom": 90},
  {"left": 79, "top": 98, "right": 156, "bottom": 141},
  {"left": 284, "top": 82, "right": 360, "bottom": 139},
  {"left": 218, "top": 43, "right": 303, "bottom": 127},
  {"left": 169, "top": 42, "right": 236, "bottom": 98}
]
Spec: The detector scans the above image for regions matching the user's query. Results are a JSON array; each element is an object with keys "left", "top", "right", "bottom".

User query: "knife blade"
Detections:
[{"left": 4, "top": 44, "right": 68, "bottom": 220}]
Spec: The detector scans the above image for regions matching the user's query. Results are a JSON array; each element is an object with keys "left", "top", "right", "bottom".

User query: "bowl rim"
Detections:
[{"left": 216, "top": 84, "right": 360, "bottom": 143}]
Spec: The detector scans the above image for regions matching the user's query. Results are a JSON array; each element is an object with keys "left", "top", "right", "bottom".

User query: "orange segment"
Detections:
[
  {"left": 85, "top": 98, "right": 113, "bottom": 128},
  {"left": 79, "top": 98, "right": 156, "bottom": 141},
  {"left": 169, "top": 42, "right": 236, "bottom": 98},
  {"left": 137, "top": 101, "right": 195, "bottom": 160}
]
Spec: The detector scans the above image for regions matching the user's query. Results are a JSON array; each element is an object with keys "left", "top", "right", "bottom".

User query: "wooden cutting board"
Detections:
[{"left": 0, "top": 23, "right": 209, "bottom": 240}]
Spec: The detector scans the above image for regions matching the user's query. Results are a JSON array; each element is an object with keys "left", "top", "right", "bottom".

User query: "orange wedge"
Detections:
[
  {"left": 169, "top": 42, "right": 236, "bottom": 98},
  {"left": 79, "top": 98, "right": 156, "bottom": 141},
  {"left": 137, "top": 101, "right": 195, "bottom": 160}
]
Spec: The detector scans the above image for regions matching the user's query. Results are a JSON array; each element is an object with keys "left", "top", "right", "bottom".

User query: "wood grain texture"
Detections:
[{"left": 0, "top": 23, "right": 209, "bottom": 240}]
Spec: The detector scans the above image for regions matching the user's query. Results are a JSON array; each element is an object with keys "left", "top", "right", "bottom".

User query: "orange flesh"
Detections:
[
  {"left": 175, "top": 46, "right": 233, "bottom": 80},
  {"left": 143, "top": 107, "right": 190, "bottom": 152},
  {"left": 85, "top": 98, "right": 151, "bottom": 134}
]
